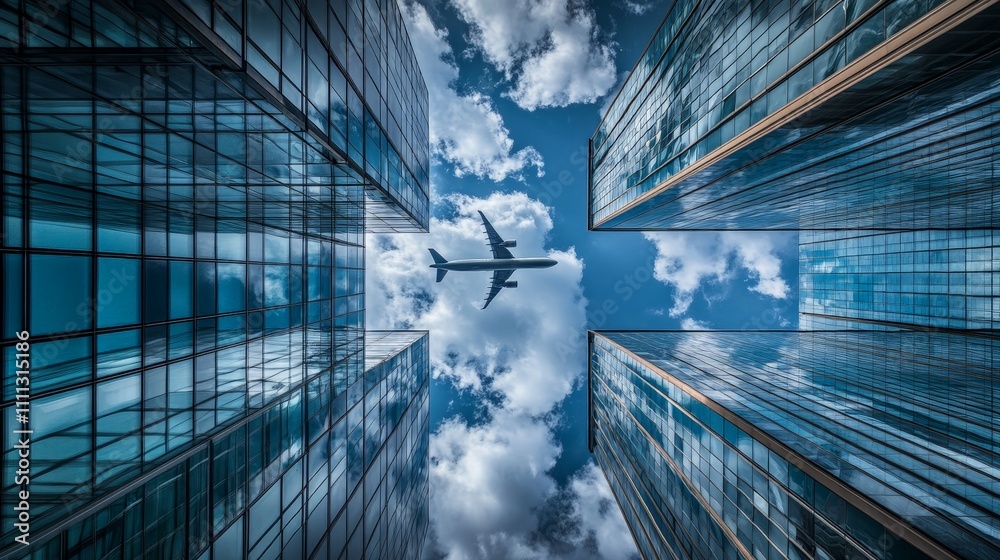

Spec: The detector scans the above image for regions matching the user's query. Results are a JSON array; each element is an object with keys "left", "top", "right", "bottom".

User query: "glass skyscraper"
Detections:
[
  {"left": 589, "top": 0, "right": 1000, "bottom": 230},
  {"left": 587, "top": 1, "right": 1000, "bottom": 559},
  {"left": 0, "top": 0, "right": 430, "bottom": 558},
  {"left": 799, "top": 229, "right": 1000, "bottom": 331},
  {"left": 590, "top": 330, "right": 998, "bottom": 560}
]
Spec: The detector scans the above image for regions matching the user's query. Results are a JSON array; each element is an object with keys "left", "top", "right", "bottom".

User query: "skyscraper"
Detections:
[
  {"left": 0, "top": 0, "right": 430, "bottom": 558},
  {"left": 590, "top": 330, "right": 998, "bottom": 560},
  {"left": 589, "top": 0, "right": 1000, "bottom": 231},
  {"left": 799, "top": 229, "right": 1000, "bottom": 331},
  {"left": 587, "top": 1, "right": 1000, "bottom": 559}
]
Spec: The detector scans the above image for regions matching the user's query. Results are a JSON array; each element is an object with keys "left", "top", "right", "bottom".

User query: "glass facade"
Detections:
[
  {"left": 589, "top": 0, "right": 1000, "bottom": 230},
  {"left": 1, "top": 330, "right": 428, "bottom": 560},
  {"left": 800, "top": 230, "right": 1000, "bottom": 331},
  {"left": 0, "top": 0, "right": 429, "bottom": 558},
  {"left": 591, "top": 331, "right": 1000, "bottom": 560},
  {"left": 0, "top": 0, "right": 429, "bottom": 232},
  {"left": 588, "top": 1, "right": 1000, "bottom": 559}
]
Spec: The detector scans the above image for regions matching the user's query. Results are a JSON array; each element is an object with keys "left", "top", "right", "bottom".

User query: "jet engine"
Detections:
[
  {"left": 500, "top": 240, "right": 516, "bottom": 248},
  {"left": 503, "top": 281, "right": 518, "bottom": 288}
]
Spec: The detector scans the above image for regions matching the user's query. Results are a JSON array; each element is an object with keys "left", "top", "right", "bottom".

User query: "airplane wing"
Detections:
[
  {"left": 479, "top": 211, "right": 515, "bottom": 259},
  {"left": 482, "top": 269, "right": 515, "bottom": 309}
]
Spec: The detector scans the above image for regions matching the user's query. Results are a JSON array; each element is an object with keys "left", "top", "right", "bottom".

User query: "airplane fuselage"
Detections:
[{"left": 430, "top": 257, "right": 556, "bottom": 272}]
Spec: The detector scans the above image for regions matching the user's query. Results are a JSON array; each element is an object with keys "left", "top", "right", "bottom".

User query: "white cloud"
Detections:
[
  {"left": 680, "top": 317, "right": 709, "bottom": 330},
  {"left": 428, "top": 411, "right": 559, "bottom": 559},
  {"left": 451, "top": 0, "right": 617, "bottom": 110},
  {"left": 427, "top": 417, "right": 638, "bottom": 560},
  {"left": 405, "top": 2, "right": 543, "bottom": 181},
  {"left": 643, "top": 232, "right": 793, "bottom": 317},
  {"left": 621, "top": 0, "right": 655, "bottom": 15},
  {"left": 367, "top": 192, "right": 638, "bottom": 559},
  {"left": 367, "top": 191, "right": 585, "bottom": 413},
  {"left": 564, "top": 462, "right": 641, "bottom": 559}
]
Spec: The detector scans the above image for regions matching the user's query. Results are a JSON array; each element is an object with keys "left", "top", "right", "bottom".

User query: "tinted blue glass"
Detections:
[
  {"left": 32, "top": 386, "right": 92, "bottom": 478},
  {"left": 593, "top": 332, "right": 997, "bottom": 560},
  {"left": 97, "top": 195, "right": 141, "bottom": 253},
  {"left": 197, "top": 262, "right": 216, "bottom": 316},
  {"left": 248, "top": 264, "right": 264, "bottom": 309},
  {"left": 3, "top": 254, "right": 22, "bottom": 335},
  {"left": 97, "top": 329, "right": 141, "bottom": 377},
  {"left": 29, "top": 184, "right": 92, "bottom": 250},
  {"left": 0, "top": 0, "right": 430, "bottom": 556},
  {"left": 30, "top": 254, "right": 91, "bottom": 335},
  {"left": 217, "top": 221, "right": 246, "bottom": 261},
  {"left": 591, "top": 0, "right": 994, "bottom": 231},
  {"left": 145, "top": 259, "right": 168, "bottom": 323},
  {"left": 217, "top": 263, "right": 246, "bottom": 313},
  {"left": 264, "top": 265, "right": 289, "bottom": 307},
  {"left": 170, "top": 260, "right": 193, "bottom": 319},
  {"left": 97, "top": 257, "right": 140, "bottom": 327},
  {"left": 96, "top": 374, "right": 141, "bottom": 479}
]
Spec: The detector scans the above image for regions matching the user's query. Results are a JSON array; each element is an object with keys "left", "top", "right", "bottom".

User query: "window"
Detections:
[
  {"left": 264, "top": 265, "right": 289, "bottom": 307},
  {"left": 96, "top": 374, "right": 141, "bottom": 480},
  {"left": 170, "top": 261, "right": 194, "bottom": 319},
  {"left": 3, "top": 254, "right": 22, "bottom": 335},
  {"left": 197, "top": 262, "right": 216, "bottom": 316},
  {"left": 30, "top": 254, "right": 91, "bottom": 335},
  {"left": 213, "top": 429, "right": 247, "bottom": 533},
  {"left": 33, "top": 386, "right": 92, "bottom": 473},
  {"left": 97, "top": 258, "right": 140, "bottom": 327},
  {"left": 29, "top": 184, "right": 92, "bottom": 251},
  {"left": 217, "top": 219, "right": 246, "bottom": 261},
  {"left": 145, "top": 260, "right": 168, "bottom": 323},
  {"left": 217, "top": 263, "right": 246, "bottom": 313},
  {"left": 97, "top": 329, "right": 141, "bottom": 377},
  {"left": 97, "top": 195, "right": 141, "bottom": 253}
]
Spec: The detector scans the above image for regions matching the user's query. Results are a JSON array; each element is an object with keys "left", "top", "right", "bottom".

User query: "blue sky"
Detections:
[{"left": 365, "top": 1, "right": 799, "bottom": 558}]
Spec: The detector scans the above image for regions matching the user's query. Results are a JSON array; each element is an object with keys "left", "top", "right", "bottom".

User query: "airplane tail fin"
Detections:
[
  {"left": 436, "top": 269, "right": 448, "bottom": 283},
  {"left": 428, "top": 248, "right": 448, "bottom": 264}
]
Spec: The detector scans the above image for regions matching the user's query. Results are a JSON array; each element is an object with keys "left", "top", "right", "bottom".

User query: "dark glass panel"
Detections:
[
  {"left": 97, "top": 257, "right": 140, "bottom": 327},
  {"left": 30, "top": 254, "right": 91, "bottom": 335},
  {"left": 144, "top": 259, "right": 168, "bottom": 323}
]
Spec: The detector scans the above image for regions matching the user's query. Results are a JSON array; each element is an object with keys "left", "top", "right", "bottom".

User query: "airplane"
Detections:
[{"left": 428, "top": 211, "right": 557, "bottom": 309}]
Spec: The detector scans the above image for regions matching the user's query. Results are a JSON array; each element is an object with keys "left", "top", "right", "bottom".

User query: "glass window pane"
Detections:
[
  {"left": 170, "top": 261, "right": 193, "bottom": 319},
  {"left": 30, "top": 254, "right": 91, "bottom": 335},
  {"left": 33, "top": 335, "right": 92, "bottom": 394},
  {"left": 3, "top": 254, "right": 22, "bottom": 334},
  {"left": 248, "top": 264, "right": 264, "bottom": 309},
  {"left": 264, "top": 265, "right": 289, "bottom": 307},
  {"left": 97, "top": 374, "right": 141, "bottom": 432},
  {"left": 145, "top": 259, "right": 168, "bottom": 323},
  {"left": 217, "top": 220, "right": 246, "bottom": 261},
  {"left": 97, "top": 329, "right": 141, "bottom": 377},
  {"left": 33, "top": 386, "right": 92, "bottom": 477},
  {"left": 29, "top": 184, "right": 92, "bottom": 250},
  {"left": 169, "top": 321, "right": 193, "bottom": 359},
  {"left": 198, "top": 262, "right": 216, "bottom": 316},
  {"left": 97, "top": 258, "right": 140, "bottom": 328},
  {"left": 264, "top": 230, "right": 289, "bottom": 263},
  {"left": 217, "top": 263, "right": 246, "bottom": 313},
  {"left": 97, "top": 195, "right": 140, "bottom": 253}
]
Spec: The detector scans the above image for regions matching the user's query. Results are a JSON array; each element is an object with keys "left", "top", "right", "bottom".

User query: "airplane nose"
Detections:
[{"left": 545, "top": 258, "right": 557, "bottom": 267}]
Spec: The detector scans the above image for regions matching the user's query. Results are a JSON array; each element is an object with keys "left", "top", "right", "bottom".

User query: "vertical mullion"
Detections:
[{"left": 90, "top": 62, "right": 99, "bottom": 509}]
